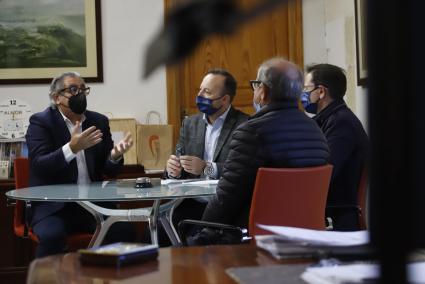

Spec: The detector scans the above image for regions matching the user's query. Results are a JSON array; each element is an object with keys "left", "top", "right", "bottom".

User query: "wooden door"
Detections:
[{"left": 165, "top": 0, "right": 304, "bottom": 144}]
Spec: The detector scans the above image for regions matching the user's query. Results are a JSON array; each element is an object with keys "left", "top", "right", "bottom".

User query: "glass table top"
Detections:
[{"left": 5, "top": 178, "right": 217, "bottom": 202}]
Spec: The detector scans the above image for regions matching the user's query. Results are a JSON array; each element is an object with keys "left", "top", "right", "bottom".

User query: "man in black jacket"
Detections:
[
  {"left": 201, "top": 58, "right": 330, "bottom": 229},
  {"left": 302, "top": 64, "right": 369, "bottom": 231}
]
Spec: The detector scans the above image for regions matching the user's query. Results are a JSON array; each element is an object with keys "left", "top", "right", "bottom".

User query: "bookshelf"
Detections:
[{"left": 0, "top": 139, "right": 26, "bottom": 180}]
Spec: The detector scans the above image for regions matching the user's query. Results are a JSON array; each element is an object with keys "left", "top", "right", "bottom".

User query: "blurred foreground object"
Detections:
[{"left": 144, "top": 0, "right": 289, "bottom": 78}]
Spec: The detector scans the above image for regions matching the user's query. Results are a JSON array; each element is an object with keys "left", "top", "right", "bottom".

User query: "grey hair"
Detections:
[
  {"left": 49, "top": 71, "right": 84, "bottom": 106},
  {"left": 257, "top": 57, "right": 303, "bottom": 102}
]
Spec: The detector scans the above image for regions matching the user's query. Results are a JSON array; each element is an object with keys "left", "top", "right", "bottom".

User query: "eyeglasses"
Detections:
[
  {"left": 303, "top": 83, "right": 328, "bottom": 93},
  {"left": 303, "top": 85, "right": 318, "bottom": 93},
  {"left": 249, "top": 80, "right": 263, "bottom": 91},
  {"left": 59, "top": 85, "right": 90, "bottom": 96}
]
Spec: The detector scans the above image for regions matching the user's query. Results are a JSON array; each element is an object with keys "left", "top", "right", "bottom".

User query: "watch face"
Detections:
[
  {"left": 0, "top": 99, "right": 32, "bottom": 139},
  {"left": 204, "top": 162, "right": 214, "bottom": 177}
]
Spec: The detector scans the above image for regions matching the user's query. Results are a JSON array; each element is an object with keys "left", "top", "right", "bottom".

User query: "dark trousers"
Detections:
[
  {"left": 326, "top": 207, "right": 360, "bottom": 231},
  {"left": 32, "top": 203, "right": 136, "bottom": 258}
]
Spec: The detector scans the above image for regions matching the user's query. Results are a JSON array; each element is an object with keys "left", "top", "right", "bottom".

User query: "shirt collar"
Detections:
[
  {"left": 58, "top": 108, "right": 86, "bottom": 125},
  {"left": 202, "top": 105, "right": 231, "bottom": 125}
]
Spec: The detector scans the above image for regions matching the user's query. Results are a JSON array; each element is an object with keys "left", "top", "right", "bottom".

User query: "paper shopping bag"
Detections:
[
  {"left": 137, "top": 111, "right": 173, "bottom": 170},
  {"left": 109, "top": 118, "right": 138, "bottom": 165}
]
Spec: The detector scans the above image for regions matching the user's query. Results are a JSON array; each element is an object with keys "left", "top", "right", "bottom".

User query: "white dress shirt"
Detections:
[
  {"left": 59, "top": 111, "right": 91, "bottom": 185},
  {"left": 202, "top": 105, "right": 231, "bottom": 179}
]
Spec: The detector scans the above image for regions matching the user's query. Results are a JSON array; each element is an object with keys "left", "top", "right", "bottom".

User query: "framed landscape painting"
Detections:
[
  {"left": 355, "top": 0, "right": 367, "bottom": 86},
  {"left": 0, "top": 0, "right": 103, "bottom": 84}
]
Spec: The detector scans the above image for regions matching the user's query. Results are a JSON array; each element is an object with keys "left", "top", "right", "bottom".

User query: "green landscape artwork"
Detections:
[{"left": 0, "top": 0, "right": 86, "bottom": 69}]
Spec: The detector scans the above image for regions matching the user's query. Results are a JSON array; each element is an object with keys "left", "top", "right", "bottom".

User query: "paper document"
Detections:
[
  {"left": 301, "top": 263, "right": 379, "bottom": 284},
  {"left": 182, "top": 179, "right": 219, "bottom": 186},
  {"left": 257, "top": 224, "right": 369, "bottom": 246},
  {"left": 161, "top": 179, "right": 192, "bottom": 185},
  {"left": 161, "top": 179, "right": 218, "bottom": 186},
  {"left": 144, "top": 169, "right": 164, "bottom": 174},
  {"left": 301, "top": 262, "right": 425, "bottom": 284}
]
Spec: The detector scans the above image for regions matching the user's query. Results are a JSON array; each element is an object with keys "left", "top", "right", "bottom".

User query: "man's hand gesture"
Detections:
[
  {"left": 179, "top": 155, "right": 206, "bottom": 175},
  {"left": 69, "top": 121, "right": 103, "bottom": 153},
  {"left": 111, "top": 132, "right": 133, "bottom": 161}
]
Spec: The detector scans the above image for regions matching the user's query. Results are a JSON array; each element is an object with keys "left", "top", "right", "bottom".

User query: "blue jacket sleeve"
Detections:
[{"left": 26, "top": 114, "right": 70, "bottom": 177}]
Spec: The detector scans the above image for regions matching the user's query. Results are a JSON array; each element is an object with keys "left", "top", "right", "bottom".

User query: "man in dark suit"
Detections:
[
  {"left": 163, "top": 69, "right": 248, "bottom": 241},
  {"left": 26, "top": 71, "right": 133, "bottom": 257},
  {"left": 302, "top": 64, "right": 369, "bottom": 231}
]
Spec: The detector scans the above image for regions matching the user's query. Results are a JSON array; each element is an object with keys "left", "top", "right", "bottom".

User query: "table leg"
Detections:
[
  {"left": 78, "top": 201, "right": 151, "bottom": 247},
  {"left": 159, "top": 198, "right": 183, "bottom": 245},
  {"left": 148, "top": 200, "right": 160, "bottom": 245},
  {"left": 77, "top": 199, "right": 185, "bottom": 247}
]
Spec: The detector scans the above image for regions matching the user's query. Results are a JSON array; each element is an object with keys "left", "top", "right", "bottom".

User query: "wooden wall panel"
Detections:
[{"left": 165, "top": 0, "right": 303, "bottom": 145}]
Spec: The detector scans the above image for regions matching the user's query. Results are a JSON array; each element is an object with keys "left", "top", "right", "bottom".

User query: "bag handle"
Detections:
[{"left": 146, "top": 111, "right": 163, "bottom": 124}]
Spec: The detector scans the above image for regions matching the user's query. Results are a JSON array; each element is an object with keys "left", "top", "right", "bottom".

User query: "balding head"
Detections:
[{"left": 257, "top": 57, "right": 303, "bottom": 102}]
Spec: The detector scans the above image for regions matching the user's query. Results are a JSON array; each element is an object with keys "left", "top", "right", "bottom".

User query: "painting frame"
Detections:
[
  {"left": 355, "top": 0, "right": 367, "bottom": 86},
  {"left": 0, "top": 0, "right": 103, "bottom": 84}
]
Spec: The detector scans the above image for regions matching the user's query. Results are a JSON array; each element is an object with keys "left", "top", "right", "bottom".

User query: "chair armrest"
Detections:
[{"left": 178, "top": 219, "right": 247, "bottom": 246}]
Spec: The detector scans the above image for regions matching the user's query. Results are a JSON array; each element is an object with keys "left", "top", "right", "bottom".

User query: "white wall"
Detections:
[
  {"left": 302, "top": 0, "right": 368, "bottom": 130},
  {"left": 1, "top": 0, "right": 367, "bottom": 128},
  {"left": 0, "top": 0, "right": 167, "bottom": 123}
]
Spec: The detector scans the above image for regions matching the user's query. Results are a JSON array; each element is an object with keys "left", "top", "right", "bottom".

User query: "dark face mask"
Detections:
[
  {"left": 196, "top": 95, "right": 223, "bottom": 115},
  {"left": 68, "top": 93, "right": 87, "bottom": 114}
]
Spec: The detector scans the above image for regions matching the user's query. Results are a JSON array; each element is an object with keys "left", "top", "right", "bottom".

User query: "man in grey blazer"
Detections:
[
  {"left": 160, "top": 69, "right": 248, "bottom": 245},
  {"left": 166, "top": 68, "right": 248, "bottom": 180}
]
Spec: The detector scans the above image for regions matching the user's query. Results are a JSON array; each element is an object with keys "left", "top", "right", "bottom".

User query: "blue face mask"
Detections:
[
  {"left": 253, "top": 101, "right": 262, "bottom": 113},
  {"left": 301, "top": 91, "right": 318, "bottom": 114},
  {"left": 196, "top": 96, "right": 223, "bottom": 115}
]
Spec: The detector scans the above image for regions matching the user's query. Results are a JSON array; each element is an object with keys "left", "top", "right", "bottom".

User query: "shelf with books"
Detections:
[{"left": 0, "top": 140, "right": 27, "bottom": 180}]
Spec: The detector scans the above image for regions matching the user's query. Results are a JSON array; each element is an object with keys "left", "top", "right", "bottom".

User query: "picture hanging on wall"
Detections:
[
  {"left": 0, "top": 0, "right": 103, "bottom": 84},
  {"left": 355, "top": 0, "right": 367, "bottom": 86}
]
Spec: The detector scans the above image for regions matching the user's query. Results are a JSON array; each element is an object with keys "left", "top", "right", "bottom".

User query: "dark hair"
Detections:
[
  {"left": 257, "top": 57, "right": 303, "bottom": 102},
  {"left": 306, "top": 64, "right": 347, "bottom": 100},
  {"left": 206, "top": 68, "right": 237, "bottom": 101}
]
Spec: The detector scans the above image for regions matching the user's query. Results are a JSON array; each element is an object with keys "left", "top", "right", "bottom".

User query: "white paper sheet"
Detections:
[
  {"left": 182, "top": 179, "right": 219, "bottom": 185},
  {"left": 256, "top": 224, "right": 369, "bottom": 246},
  {"left": 301, "top": 263, "right": 379, "bottom": 284},
  {"left": 301, "top": 262, "right": 425, "bottom": 284},
  {"left": 161, "top": 179, "right": 193, "bottom": 185}
]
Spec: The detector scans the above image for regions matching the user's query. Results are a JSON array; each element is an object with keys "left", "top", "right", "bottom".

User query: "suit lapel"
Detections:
[
  {"left": 52, "top": 107, "right": 72, "bottom": 145},
  {"left": 82, "top": 112, "right": 95, "bottom": 179},
  {"left": 213, "top": 108, "right": 236, "bottom": 161},
  {"left": 194, "top": 118, "right": 207, "bottom": 157},
  {"left": 52, "top": 107, "right": 78, "bottom": 178}
]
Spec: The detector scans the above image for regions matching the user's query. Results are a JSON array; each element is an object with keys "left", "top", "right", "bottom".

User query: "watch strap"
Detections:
[{"left": 203, "top": 161, "right": 215, "bottom": 178}]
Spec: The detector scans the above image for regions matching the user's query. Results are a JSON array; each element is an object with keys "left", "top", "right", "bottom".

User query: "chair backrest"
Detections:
[
  {"left": 13, "top": 157, "right": 32, "bottom": 238},
  {"left": 248, "top": 165, "right": 333, "bottom": 236},
  {"left": 357, "top": 166, "right": 368, "bottom": 229}
]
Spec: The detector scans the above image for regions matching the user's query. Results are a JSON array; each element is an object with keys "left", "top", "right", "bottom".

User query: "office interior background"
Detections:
[
  {"left": 0, "top": 0, "right": 372, "bottom": 282},
  {"left": 0, "top": 0, "right": 368, "bottom": 130}
]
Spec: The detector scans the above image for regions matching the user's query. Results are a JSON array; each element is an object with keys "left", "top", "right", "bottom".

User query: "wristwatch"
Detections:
[{"left": 203, "top": 161, "right": 215, "bottom": 178}]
